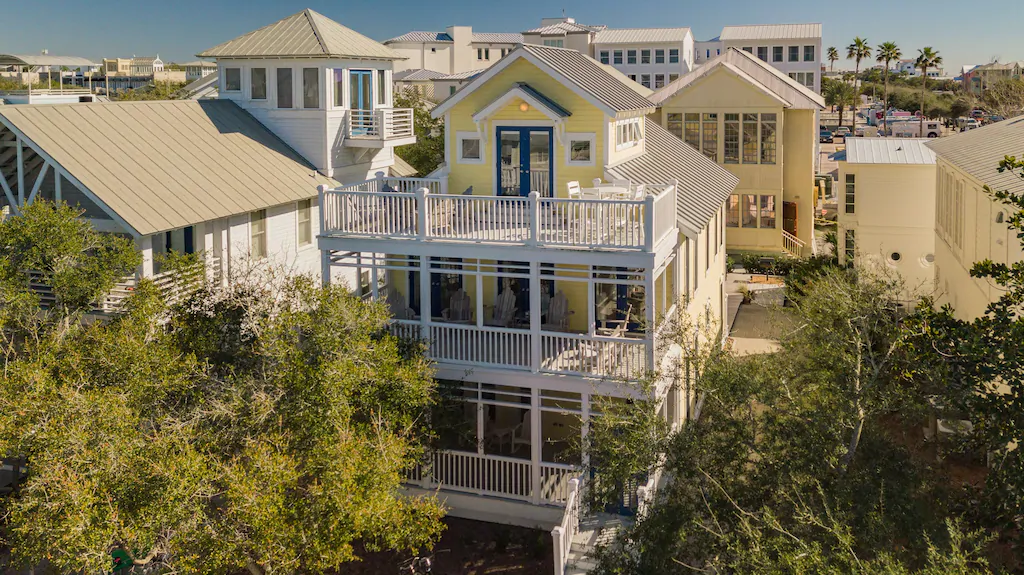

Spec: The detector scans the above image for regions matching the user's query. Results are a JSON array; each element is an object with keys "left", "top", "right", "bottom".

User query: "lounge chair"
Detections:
[
  {"left": 485, "top": 289, "right": 518, "bottom": 327},
  {"left": 542, "top": 291, "right": 575, "bottom": 332},
  {"left": 441, "top": 289, "right": 473, "bottom": 323}
]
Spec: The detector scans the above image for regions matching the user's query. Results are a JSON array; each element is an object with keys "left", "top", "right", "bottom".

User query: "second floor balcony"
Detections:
[{"left": 344, "top": 108, "right": 416, "bottom": 148}]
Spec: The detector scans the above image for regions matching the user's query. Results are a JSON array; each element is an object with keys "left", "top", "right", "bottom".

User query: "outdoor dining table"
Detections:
[{"left": 578, "top": 186, "right": 631, "bottom": 200}]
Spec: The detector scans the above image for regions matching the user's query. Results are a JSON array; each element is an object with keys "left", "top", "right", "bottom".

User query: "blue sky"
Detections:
[{"left": 4, "top": 0, "right": 1018, "bottom": 74}]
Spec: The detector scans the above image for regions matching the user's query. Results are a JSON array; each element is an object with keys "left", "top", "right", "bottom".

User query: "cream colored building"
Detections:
[
  {"left": 650, "top": 47, "right": 824, "bottom": 257},
  {"left": 837, "top": 139, "right": 937, "bottom": 298},
  {"left": 927, "top": 118, "right": 1024, "bottom": 320},
  {"left": 384, "top": 28, "right": 522, "bottom": 75}
]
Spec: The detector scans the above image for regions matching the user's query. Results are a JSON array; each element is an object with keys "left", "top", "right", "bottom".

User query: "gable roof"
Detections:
[
  {"left": 0, "top": 100, "right": 335, "bottom": 237},
  {"left": 608, "top": 119, "right": 739, "bottom": 236},
  {"left": 473, "top": 83, "right": 572, "bottom": 122},
  {"left": 395, "top": 69, "right": 446, "bottom": 82},
  {"left": 431, "top": 44, "right": 655, "bottom": 118},
  {"left": 0, "top": 54, "right": 99, "bottom": 68},
  {"left": 472, "top": 33, "right": 524, "bottom": 44},
  {"left": 522, "top": 21, "right": 603, "bottom": 35},
  {"left": 927, "top": 117, "right": 1024, "bottom": 197},
  {"left": 719, "top": 23, "right": 822, "bottom": 41},
  {"left": 385, "top": 31, "right": 453, "bottom": 44},
  {"left": 842, "top": 138, "right": 936, "bottom": 165},
  {"left": 593, "top": 28, "right": 692, "bottom": 45},
  {"left": 650, "top": 48, "right": 824, "bottom": 109},
  {"left": 436, "top": 69, "right": 486, "bottom": 81},
  {"left": 197, "top": 9, "right": 402, "bottom": 60}
]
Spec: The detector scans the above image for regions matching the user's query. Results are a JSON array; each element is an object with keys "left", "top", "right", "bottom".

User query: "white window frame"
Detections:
[
  {"left": 296, "top": 199, "right": 313, "bottom": 247},
  {"left": 599, "top": 51, "right": 610, "bottom": 64},
  {"left": 614, "top": 118, "right": 642, "bottom": 151},
  {"left": 456, "top": 131, "right": 484, "bottom": 164},
  {"left": 565, "top": 132, "right": 596, "bottom": 167},
  {"left": 224, "top": 67, "right": 242, "bottom": 92}
]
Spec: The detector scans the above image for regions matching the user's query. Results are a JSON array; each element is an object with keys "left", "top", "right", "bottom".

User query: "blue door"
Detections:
[
  {"left": 496, "top": 127, "right": 553, "bottom": 197},
  {"left": 349, "top": 70, "right": 373, "bottom": 135}
]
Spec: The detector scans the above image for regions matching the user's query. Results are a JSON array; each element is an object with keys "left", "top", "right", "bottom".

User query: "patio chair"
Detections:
[
  {"left": 430, "top": 194, "right": 456, "bottom": 235},
  {"left": 385, "top": 290, "right": 416, "bottom": 320},
  {"left": 567, "top": 180, "right": 582, "bottom": 199},
  {"left": 441, "top": 289, "right": 473, "bottom": 323},
  {"left": 511, "top": 420, "right": 531, "bottom": 451},
  {"left": 542, "top": 291, "right": 575, "bottom": 332},
  {"left": 484, "top": 289, "right": 518, "bottom": 327}
]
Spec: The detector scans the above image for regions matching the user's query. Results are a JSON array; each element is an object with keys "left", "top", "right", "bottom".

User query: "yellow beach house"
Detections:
[
  {"left": 316, "top": 42, "right": 739, "bottom": 561},
  {"left": 837, "top": 138, "right": 937, "bottom": 299},
  {"left": 649, "top": 47, "right": 824, "bottom": 257}
]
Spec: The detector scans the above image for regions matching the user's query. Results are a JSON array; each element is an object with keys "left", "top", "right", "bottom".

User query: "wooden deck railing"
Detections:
[
  {"left": 551, "top": 476, "right": 584, "bottom": 575},
  {"left": 781, "top": 229, "right": 807, "bottom": 258},
  {"left": 346, "top": 108, "right": 414, "bottom": 140}
]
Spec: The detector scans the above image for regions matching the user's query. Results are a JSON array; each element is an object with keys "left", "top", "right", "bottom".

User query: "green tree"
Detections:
[
  {"left": 827, "top": 46, "right": 840, "bottom": 72},
  {"left": 824, "top": 78, "right": 858, "bottom": 131},
  {"left": 393, "top": 88, "right": 444, "bottom": 176},
  {"left": 0, "top": 206, "right": 446, "bottom": 574},
  {"left": 981, "top": 78, "right": 1024, "bottom": 119},
  {"left": 847, "top": 37, "right": 873, "bottom": 92},
  {"left": 916, "top": 47, "right": 943, "bottom": 134},
  {"left": 111, "top": 80, "right": 189, "bottom": 101},
  {"left": 876, "top": 42, "right": 902, "bottom": 134}
]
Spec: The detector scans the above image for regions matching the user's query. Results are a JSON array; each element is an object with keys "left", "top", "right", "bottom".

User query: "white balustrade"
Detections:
[
  {"left": 429, "top": 324, "right": 531, "bottom": 369},
  {"left": 539, "top": 463, "right": 578, "bottom": 504},
  {"left": 551, "top": 476, "right": 583, "bottom": 575},
  {"left": 431, "top": 451, "right": 533, "bottom": 501},
  {"left": 427, "top": 194, "right": 531, "bottom": 243},
  {"left": 540, "top": 332, "right": 648, "bottom": 380},
  {"left": 320, "top": 190, "right": 419, "bottom": 237},
  {"left": 346, "top": 108, "right": 414, "bottom": 140},
  {"left": 782, "top": 229, "right": 806, "bottom": 258}
]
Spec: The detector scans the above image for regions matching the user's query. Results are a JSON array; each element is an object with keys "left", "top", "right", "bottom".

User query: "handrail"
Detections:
[
  {"left": 551, "top": 476, "right": 584, "bottom": 575},
  {"left": 346, "top": 108, "right": 414, "bottom": 140},
  {"left": 781, "top": 229, "right": 806, "bottom": 258}
]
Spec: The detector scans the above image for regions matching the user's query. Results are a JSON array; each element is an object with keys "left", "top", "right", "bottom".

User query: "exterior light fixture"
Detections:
[{"left": 519, "top": 102, "right": 529, "bottom": 112}]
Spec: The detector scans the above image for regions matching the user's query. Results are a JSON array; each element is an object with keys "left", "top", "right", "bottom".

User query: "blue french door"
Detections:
[
  {"left": 496, "top": 127, "right": 553, "bottom": 197},
  {"left": 349, "top": 70, "right": 373, "bottom": 135}
]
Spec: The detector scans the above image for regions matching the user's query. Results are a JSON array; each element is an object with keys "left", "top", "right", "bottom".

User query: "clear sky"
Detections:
[{"left": 4, "top": 0, "right": 1019, "bottom": 74}]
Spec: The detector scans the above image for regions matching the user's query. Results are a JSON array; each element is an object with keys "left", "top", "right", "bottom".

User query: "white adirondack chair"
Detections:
[
  {"left": 385, "top": 289, "right": 416, "bottom": 320},
  {"left": 542, "top": 291, "right": 575, "bottom": 332},
  {"left": 485, "top": 289, "right": 518, "bottom": 327},
  {"left": 442, "top": 289, "right": 473, "bottom": 323}
]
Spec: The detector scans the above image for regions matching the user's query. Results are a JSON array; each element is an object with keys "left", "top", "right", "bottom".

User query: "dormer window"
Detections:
[
  {"left": 302, "top": 68, "right": 319, "bottom": 108},
  {"left": 277, "top": 68, "right": 293, "bottom": 109}
]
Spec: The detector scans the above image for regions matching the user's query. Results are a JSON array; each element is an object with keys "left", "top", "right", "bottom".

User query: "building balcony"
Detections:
[
  {"left": 318, "top": 175, "right": 679, "bottom": 253},
  {"left": 343, "top": 108, "right": 416, "bottom": 148}
]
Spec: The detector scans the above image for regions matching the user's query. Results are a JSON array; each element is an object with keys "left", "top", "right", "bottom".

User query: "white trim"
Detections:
[
  {"left": 472, "top": 85, "right": 568, "bottom": 124},
  {"left": 564, "top": 132, "right": 596, "bottom": 167},
  {"left": 223, "top": 67, "right": 242, "bottom": 92},
  {"left": 613, "top": 117, "right": 642, "bottom": 152},
  {"left": 456, "top": 131, "right": 485, "bottom": 165}
]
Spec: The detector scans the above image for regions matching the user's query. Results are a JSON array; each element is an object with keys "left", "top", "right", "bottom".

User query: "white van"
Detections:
[{"left": 889, "top": 120, "right": 941, "bottom": 138}]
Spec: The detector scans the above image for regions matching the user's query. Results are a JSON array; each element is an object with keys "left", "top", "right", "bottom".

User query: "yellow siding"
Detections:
[
  {"left": 447, "top": 58, "right": 609, "bottom": 199},
  {"left": 782, "top": 109, "right": 816, "bottom": 251}
]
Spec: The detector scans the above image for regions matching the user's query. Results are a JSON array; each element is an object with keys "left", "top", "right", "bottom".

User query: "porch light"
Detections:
[{"left": 519, "top": 101, "right": 529, "bottom": 112}]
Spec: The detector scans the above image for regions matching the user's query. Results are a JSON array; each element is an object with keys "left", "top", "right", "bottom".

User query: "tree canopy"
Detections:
[{"left": 393, "top": 88, "right": 444, "bottom": 176}]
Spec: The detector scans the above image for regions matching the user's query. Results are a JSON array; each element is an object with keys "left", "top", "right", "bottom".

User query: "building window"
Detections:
[
  {"left": 566, "top": 133, "right": 596, "bottom": 166},
  {"left": 250, "top": 209, "right": 267, "bottom": 258},
  {"left": 627, "top": 50, "right": 637, "bottom": 65},
  {"left": 615, "top": 118, "right": 641, "bottom": 150},
  {"left": 666, "top": 113, "right": 683, "bottom": 138},
  {"left": 845, "top": 174, "right": 856, "bottom": 214},
  {"left": 669, "top": 73, "right": 679, "bottom": 82},
  {"left": 477, "top": 48, "right": 491, "bottom": 59},
  {"left": 613, "top": 50, "right": 623, "bottom": 64},
  {"left": 742, "top": 113, "right": 758, "bottom": 164},
  {"left": 788, "top": 46, "right": 799, "bottom": 62},
  {"left": 224, "top": 68, "right": 241, "bottom": 91},
  {"left": 640, "top": 74, "right": 651, "bottom": 88},
  {"left": 456, "top": 131, "right": 483, "bottom": 164},
  {"left": 773, "top": 46, "right": 783, "bottom": 62},
  {"left": 669, "top": 48, "right": 679, "bottom": 63},
  {"left": 655, "top": 49, "right": 665, "bottom": 64},
  {"left": 449, "top": 85, "right": 456, "bottom": 95},
  {"left": 302, "top": 68, "right": 319, "bottom": 109},
  {"left": 702, "top": 113, "right": 718, "bottom": 162},
  {"left": 654, "top": 74, "right": 665, "bottom": 89},
  {"left": 724, "top": 113, "right": 740, "bottom": 164},
  {"left": 760, "top": 113, "right": 776, "bottom": 164},
  {"left": 742, "top": 194, "right": 757, "bottom": 228},
  {"left": 276, "top": 68, "right": 293, "bottom": 108},
  {"left": 297, "top": 199, "right": 312, "bottom": 246},
  {"left": 628, "top": 74, "right": 637, "bottom": 81},
  {"left": 804, "top": 72, "right": 814, "bottom": 89},
  {"left": 600, "top": 51, "right": 610, "bottom": 64},
  {"left": 804, "top": 45, "right": 815, "bottom": 62},
  {"left": 251, "top": 68, "right": 267, "bottom": 100},
  {"left": 641, "top": 49, "right": 651, "bottom": 64},
  {"left": 759, "top": 195, "right": 776, "bottom": 228},
  {"left": 844, "top": 229, "right": 856, "bottom": 262},
  {"left": 332, "top": 69, "right": 344, "bottom": 107},
  {"left": 757, "top": 46, "right": 768, "bottom": 61},
  {"left": 684, "top": 113, "right": 700, "bottom": 148},
  {"left": 543, "top": 39, "right": 564, "bottom": 48},
  {"left": 726, "top": 195, "right": 740, "bottom": 227},
  {"left": 378, "top": 69, "right": 386, "bottom": 105},
  {"left": 742, "top": 47, "right": 753, "bottom": 53}
]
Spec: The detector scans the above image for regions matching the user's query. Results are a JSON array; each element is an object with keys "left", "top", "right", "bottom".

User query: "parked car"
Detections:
[
  {"left": 961, "top": 119, "right": 981, "bottom": 132},
  {"left": 819, "top": 129, "right": 834, "bottom": 143},
  {"left": 835, "top": 126, "right": 851, "bottom": 139}
]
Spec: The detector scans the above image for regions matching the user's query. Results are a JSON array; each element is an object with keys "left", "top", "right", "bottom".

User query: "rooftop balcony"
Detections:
[
  {"left": 343, "top": 108, "right": 416, "bottom": 148},
  {"left": 318, "top": 175, "right": 679, "bottom": 252}
]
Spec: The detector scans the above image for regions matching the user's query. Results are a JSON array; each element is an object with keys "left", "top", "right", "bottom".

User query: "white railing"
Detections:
[
  {"left": 540, "top": 332, "right": 649, "bottom": 380},
  {"left": 430, "top": 451, "right": 533, "bottom": 501},
  {"left": 781, "top": 229, "right": 806, "bottom": 258},
  {"left": 551, "top": 476, "right": 583, "bottom": 575},
  {"left": 539, "top": 463, "right": 579, "bottom": 504},
  {"left": 319, "top": 175, "right": 678, "bottom": 252},
  {"left": 346, "top": 108, "right": 414, "bottom": 140},
  {"left": 429, "top": 324, "right": 532, "bottom": 370}
]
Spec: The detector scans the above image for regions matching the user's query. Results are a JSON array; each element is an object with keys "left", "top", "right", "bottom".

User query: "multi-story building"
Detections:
[
  {"left": 179, "top": 60, "right": 218, "bottom": 81},
  {"left": 591, "top": 28, "right": 696, "bottom": 90},
  {"left": 316, "top": 43, "right": 738, "bottom": 540},
  {"left": 837, "top": 139, "right": 937, "bottom": 298},
  {"left": 394, "top": 68, "right": 445, "bottom": 100},
  {"left": 967, "top": 61, "right": 1023, "bottom": 95},
  {"left": 928, "top": 118, "right": 1024, "bottom": 320},
  {"left": 694, "top": 38, "right": 723, "bottom": 65},
  {"left": 718, "top": 24, "right": 822, "bottom": 93},
  {"left": 520, "top": 18, "right": 604, "bottom": 52},
  {"left": 650, "top": 48, "right": 824, "bottom": 257},
  {"left": 102, "top": 55, "right": 165, "bottom": 76},
  {"left": 383, "top": 27, "right": 523, "bottom": 75}
]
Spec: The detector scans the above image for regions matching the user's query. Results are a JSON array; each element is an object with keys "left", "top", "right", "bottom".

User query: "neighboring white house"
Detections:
[
  {"left": 394, "top": 68, "right": 446, "bottom": 100},
  {"left": 718, "top": 24, "right": 822, "bottom": 93},
  {"left": 520, "top": 18, "right": 604, "bottom": 53},
  {"left": 591, "top": 28, "right": 695, "bottom": 90},
  {"left": 180, "top": 60, "right": 218, "bottom": 81},
  {"left": 694, "top": 37, "right": 723, "bottom": 65},
  {"left": 431, "top": 69, "right": 485, "bottom": 99},
  {"left": 384, "top": 27, "right": 523, "bottom": 75},
  {"left": 130, "top": 56, "right": 164, "bottom": 76}
]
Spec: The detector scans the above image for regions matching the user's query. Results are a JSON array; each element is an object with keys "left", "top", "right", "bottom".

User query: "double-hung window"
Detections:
[
  {"left": 224, "top": 68, "right": 241, "bottom": 91},
  {"left": 668, "top": 73, "right": 679, "bottom": 83},
  {"left": 297, "top": 199, "right": 312, "bottom": 246},
  {"left": 302, "top": 68, "right": 319, "bottom": 109},
  {"left": 250, "top": 209, "right": 267, "bottom": 258},
  {"left": 726, "top": 195, "right": 740, "bottom": 227},
  {"left": 759, "top": 195, "right": 776, "bottom": 228},
  {"left": 669, "top": 49, "right": 679, "bottom": 63},
  {"left": 600, "top": 51, "right": 610, "bottom": 64},
  {"left": 627, "top": 50, "right": 637, "bottom": 65},
  {"left": 772, "top": 46, "right": 783, "bottom": 62},
  {"left": 804, "top": 45, "right": 815, "bottom": 62},
  {"left": 742, "top": 195, "right": 757, "bottom": 228},
  {"left": 250, "top": 68, "right": 267, "bottom": 100},
  {"left": 641, "top": 49, "right": 651, "bottom": 64},
  {"left": 640, "top": 74, "right": 651, "bottom": 88},
  {"left": 788, "top": 46, "right": 800, "bottom": 62},
  {"left": 845, "top": 174, "right": 856, "bottom": 214},
  {"left": 276, "top": 68, "right": 293, "bottom": 109},
  {"left": 757, "top": 46, "right": 768, "bottom": 61},
  {"left": 655, "top": 49, "right": 665, "bottom": 64},
  {"left": 654, "top": 74, "right": 665, "bottom": 89},
  {"left": 613, "top": 50, "right": 623, "bottom": 64}
]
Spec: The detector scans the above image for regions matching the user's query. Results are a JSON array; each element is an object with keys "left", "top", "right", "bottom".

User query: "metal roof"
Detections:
[
  {"left": 395, "top": 69, "right": 446, "bottom": 82},
  {"left": 593, "top": 28, "right": 692, "bottom": 45},
  {"left": 0, "top": 100, "right": 335, "bottom": 236},
  {"left": 197, "top": 9, "right": 402, "bottom": 60},
  {"left": 436, "top": 69, "right": 486, "bottom": 81},
  {"left": 608, "top": 119, "right": 739, "bottom": 237},
  {"left": 843, "top": 138, "right": 936, "bottom": 165},
  {"left": 522, "top": 21, "right": 602, "bottom": 35},
  {"left": 650, "top": 48, "right": 824, "bottom": 110},
  {"left": 177, "top": 60, "right": 217, "bottom": 68},
  {"left": 472, "top": 33, "right": 523, "bottom": 44},
  {"left": 0, "top": 54, "right": 99, "bottom": 67},
  {"left": 719, "top": 23, "right": 822, "bottom": 41},
  {"left": 179, "top": 71, "right": 220, "bottom": 99},
  {"left": 384, "top": 31, "right": 453, "bottom": 44},
  {"left": 520, "top": 44, "right": 654, "bottom": 112},
  {"left": 927, "top": 117, "right": 1024, "bottom": 197}
]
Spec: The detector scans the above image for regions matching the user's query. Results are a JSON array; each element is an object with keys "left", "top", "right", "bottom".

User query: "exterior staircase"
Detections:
[{"left": 564, "top": 513, "right": 633, "bottom": 574}]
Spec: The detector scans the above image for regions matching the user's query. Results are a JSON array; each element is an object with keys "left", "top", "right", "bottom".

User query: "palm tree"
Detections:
[
  {"left": 827, "top": 47, "right": 839, "bottom": 72},
  {"left": 824, "top": 79, "right": 857, "bottom": 131},
  {"left": 876, "top": 42, "right": 901, "bottom": 134},
  {"left": 916, "top": 47, "right": 942, "bottom": 136},
  {"left": 846, "top": 37, "right": 872, "bottom": 90}
]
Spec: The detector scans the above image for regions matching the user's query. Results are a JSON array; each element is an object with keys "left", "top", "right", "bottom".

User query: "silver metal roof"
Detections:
[
  {"left": 0, "top": 54, "right": 99, "bottom": 67},
  {"left": 385, "top": 31, "right": 453, "bottom": 44},
  {"left": 719, "top": 23, "right": 822, "bottom": 41},
  {"left": 395, "top": 69, "right": 446, "bottom": 82},
  {"left": 522, "top": 21, "right": 602, "bottom": 35},
  {"left": 927, "top": 117, "right": 1024, "bottom": 197},
  {"left": 650, "top": 48, "right": 824, "bottom": 110},
  {"left": 436, "top": 69, "right": 486, "bottom": 81},
  {"left": 521, "top": 44, "right": 654, "bottom": 112},
  {"left": 593, "top": 28, "right": 692, "bottom": 45},
  {"left": 843, "top": 138, "right": 936, "bottom": 165},
  {"left": 198, "top": 9, "right": 402, "bottom": 60},
  {"left": 609, "top": 119, "right": 739, "bottom": 237},
  {"left": 472, "top": 33, "right": 523, "bottom": 44}
]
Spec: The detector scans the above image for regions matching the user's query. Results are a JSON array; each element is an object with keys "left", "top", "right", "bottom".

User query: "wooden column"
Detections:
[
  {"left": 530, "top": 387, "right": 541, "bottom": 504},
  {"left": 529, "top": 261, "right": 541, "bottom": 372}
]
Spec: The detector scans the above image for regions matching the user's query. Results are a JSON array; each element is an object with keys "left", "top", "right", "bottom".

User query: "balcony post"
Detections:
[
  {"left": 416, "top": 187, "right": 430, "bottom": 241},
  {"left": 317, "top": 184, "right": 328, "bottom": 234},
  {"left": 528, "top": 191, "right": 540, "bottom": 247},
  {"left": 643, "top": 194, "right": 656, "bottom": 251},
  {"left": 646, "top": 269, "right": 657, "bottom": 373},
  {"left": 418, "top": 254, "right": 431, "bottom": 336},
  {"left": 530, "top": 387, "right": 541, "bottom": 505},
  {"left": 529, "top": 261, "right": 541, "bottom": 373}
]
